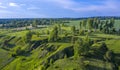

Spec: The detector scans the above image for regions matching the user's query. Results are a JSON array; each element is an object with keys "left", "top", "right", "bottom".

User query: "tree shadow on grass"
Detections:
[
  {"left": 115, "top": 53, "right": 120, "bottom": 65},
  {"left": 87, "top": 65, "right": 107, "bottom": 70}
]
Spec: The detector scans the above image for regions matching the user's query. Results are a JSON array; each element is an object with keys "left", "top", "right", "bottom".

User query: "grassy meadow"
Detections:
[{"left": 0, "top": 18, "right": 120, "bottom": 70}]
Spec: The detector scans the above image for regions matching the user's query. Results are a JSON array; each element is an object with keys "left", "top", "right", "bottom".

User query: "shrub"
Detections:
[
  {"left": 79, "top": 29, "right": 84, "bottom": 35},
  {"left": 11, "top": 47, "right": 25, "bottom": 57}
]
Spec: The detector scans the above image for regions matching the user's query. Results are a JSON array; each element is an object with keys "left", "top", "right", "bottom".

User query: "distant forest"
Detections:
[{"left": 0, "top": 16, "right": 120, "bottom": 28}]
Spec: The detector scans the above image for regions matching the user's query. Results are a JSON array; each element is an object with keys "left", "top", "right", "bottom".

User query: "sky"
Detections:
[{"left": 0, "top": 0, "right": 120, "bottom": 18}]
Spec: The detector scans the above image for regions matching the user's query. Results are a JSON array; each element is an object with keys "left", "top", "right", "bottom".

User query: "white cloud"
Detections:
[
  {"left": 0, "top": 10, "right": 48, "bottom": 18},
  {"left": 0, "top": 2, "right": 7, "bottom": 8},
  {"left": 45, "top": 0, "right": 119, "bottom": 12},
  {"left": 70, "top": 1, "right": 118, "bottom": 12},
  {"left": 9, "top": 2, "right": 19, "bottom": 7},
  {"left": 8, "top": 2, "right": 26, "bottom": 8},
  {"left": 0, "top": 6, "right": 7, "bottom": 8}
]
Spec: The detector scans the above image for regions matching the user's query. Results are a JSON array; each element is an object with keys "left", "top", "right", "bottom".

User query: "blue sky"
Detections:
[{"left": 0, "top": 0, "right": 120, "bottom": 18}]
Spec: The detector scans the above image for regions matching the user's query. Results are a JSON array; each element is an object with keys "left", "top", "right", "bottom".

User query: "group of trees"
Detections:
[
  {"left": 1, "top": 17, "right": 119, "bottom": 35},
  {"left": 47, "top": 18, "right": 118, "bottom": 43},
  {"left": 69, "top": 17, "right": 120, "bottom": 39},
  {"left": 79, "top": 18, "right": 120, "bottom": 35},
  {"left": 73, "top": 36, "right": 118, "bottom": 69},
  {"left": 0, "top": 19, "right": 52, "bottom": 28}
]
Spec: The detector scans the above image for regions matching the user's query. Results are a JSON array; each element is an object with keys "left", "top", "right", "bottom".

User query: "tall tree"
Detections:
[
  {"left": 82, "top": 20, "right": 86, "bottom": 29},
  {"left": 79, "top": 21, "right": 82, "bottom": 29},
  {"left": 109, "top": 18, "right": 114, "bottom": 29},
  {"left": 81, "top": 35, "right": 91, "bottom": 55},
  {"left": 25, "top": 31, "right": 33, "bottom": 43},
  {"left": 32, "top": 19, "right": 37, "bottom": 27},
  {"left": 71, "top": 25, "right": 76, "bottom": 35},
  {"left": 74, "top": 35, "right": 91, "bottom": 57},
  {"left": 48, "top": 25, "right": 58, "bottom": 42},
  {"left": 74, "top": 39, "right": 80, "bottom": 59},
  {"left": 58, "top": 24, "right": 62, "bottom": 34},
  {"left": 93, "top": 18, "right": 99, "bottom": 31},
  {"left": 87, "top": 18, "right": 93, "bottom": 31}
]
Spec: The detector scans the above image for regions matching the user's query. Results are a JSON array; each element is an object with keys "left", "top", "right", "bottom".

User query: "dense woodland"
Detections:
[{"left": 0, "top": 17, "right": 120, "bottom": 70}]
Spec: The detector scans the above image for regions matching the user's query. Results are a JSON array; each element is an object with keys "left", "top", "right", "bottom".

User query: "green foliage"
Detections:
[
  {"left": 71, "top": 25, "right": 76, "bottom": 35},
  {"left": 91, "top": 42, "right": 108, "bottom": 59},
  {"left": 105, "top": 39, "right": 120, "bottom": 53},
  {"left": 1, "top": 18, "right": 120, "bottom": 70},
  {"left": 11, "top": 46, "right": 25, "bottom": 57},
  {"left": 36, "top": 32, "right": 40, "bottom": 37},
  {"left": 2, "top": 40, "right": 9, "bottom": 47},
  {"left": 50, "top": 59, "right": 53, "bottom": 66},
  {"left": 82, "top": 20, "right": 86, "bottom": 29},
  {"left": 87, "top": 18, "right": 93, "bottom": 31},
  {"left": 46, "top": 30, "right": 50, "bottom": 35},
  {"left": 57, "top": 24, "right": 62, "bottom": 34},
  {"left": 64, "top": 54, "right": 67, "bottom": 60},
  {"left": 79, "top": 22, "right": 82, "bottom": 29},
  {"left": 48, "top": 25, "right": 58, "bottom": 42},
  {"left": 99, "top": 42, "right": 108, "bottom": 53},
  {"left": 40, "top": 65, "right": 45, "bottom": 70},
  {"left": 110, "top": 18, "right": 115, "bottom": 28},
  {"left": 71, "top": 36, "right": 75, "bottom": 44},
  {"left": 83, "top": 60, "right": 90, "bottom": 69},
  {"left": 79, "top": 29, "right": 84, "bottom": 35},
  {"left": 24, "top": 31, "right": 33, "bottom": 43},
  {"left": 104, "top": 50, "right": 115, "bottom": 62},
  {"left": 81, "top": 35, "right": 91, "bottom": 56},
  {"left": 73, "top": 35, "right": 92, "bottom": 57},
  {"left": 0, "top": 49, "right": 12, "bottom": 69},
  {"left": 32, "top": 19, "right": 37, "bottom": 27},
  {"left": 74, "top": 39, "right": 81, "bottom": 59}
]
